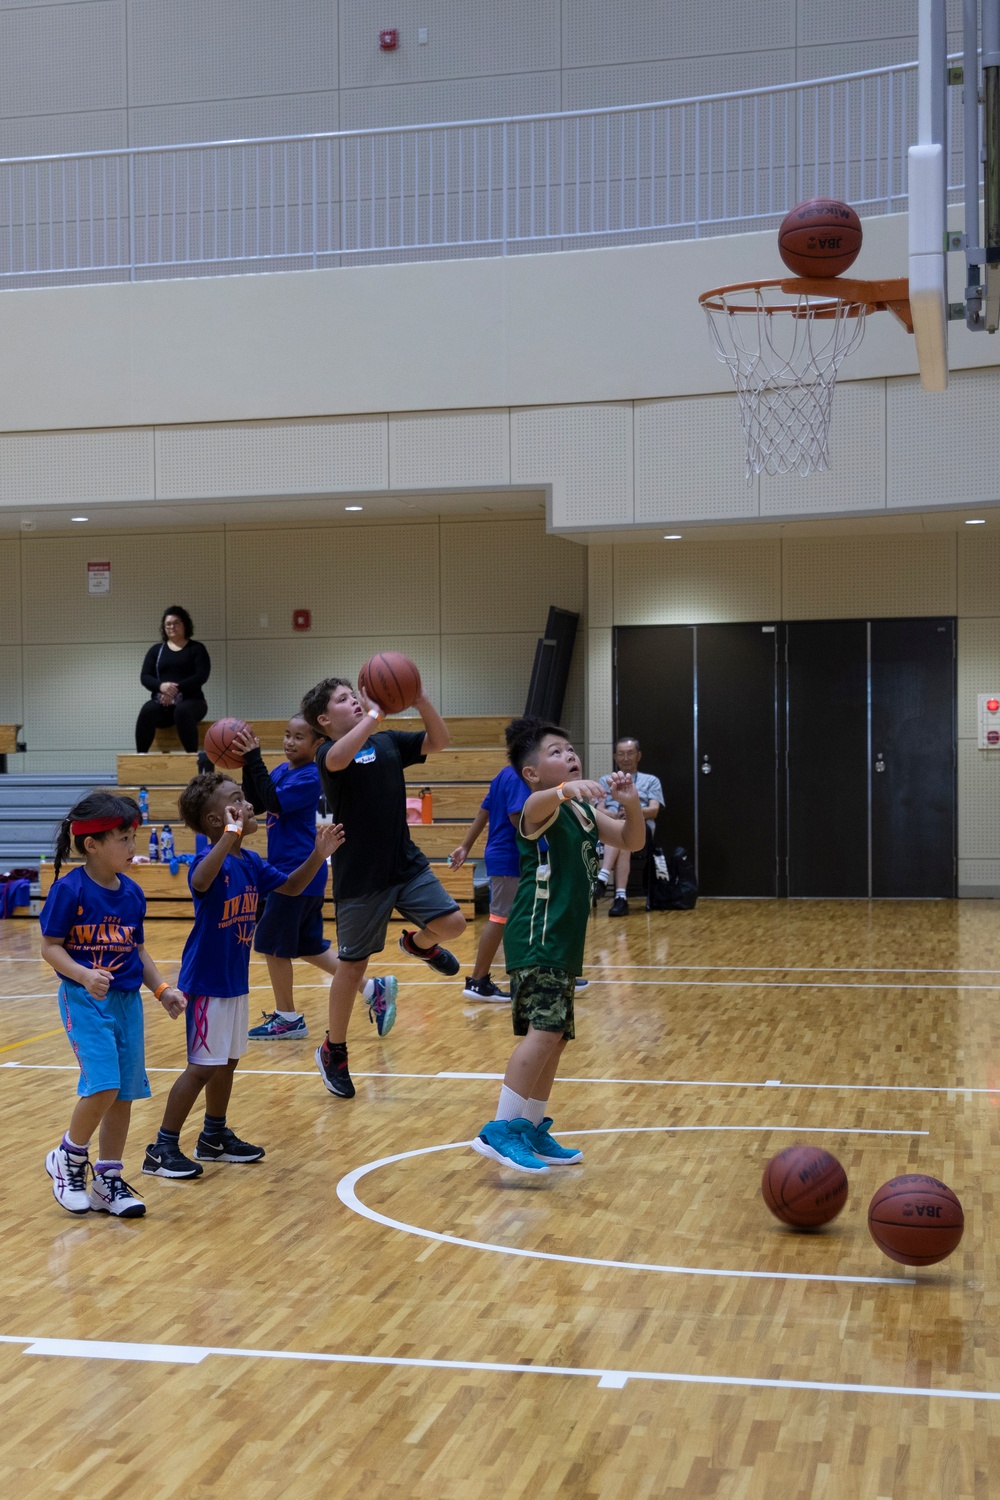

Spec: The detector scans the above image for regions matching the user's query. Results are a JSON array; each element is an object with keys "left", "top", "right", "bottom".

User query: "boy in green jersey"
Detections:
[{"left": 471, "top": 720, "right": 646, "bottom": 1175}]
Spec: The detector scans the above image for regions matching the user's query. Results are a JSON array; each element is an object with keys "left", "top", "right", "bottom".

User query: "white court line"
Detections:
[
  {"left": 337, "top": 1134, "right": 916, "bottom": 1287},
  {"left": 0, "top": 1331, "right": 995, "bottom": 1402}
]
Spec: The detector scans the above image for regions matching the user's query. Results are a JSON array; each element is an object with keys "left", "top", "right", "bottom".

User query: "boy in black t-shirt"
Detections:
[{"left": 300, "top": 676, "right": 466, "bottom": 1099}]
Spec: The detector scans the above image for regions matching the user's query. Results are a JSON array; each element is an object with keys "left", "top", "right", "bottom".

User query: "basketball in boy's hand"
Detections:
[
  {"left": 761, "top": 1144, "right": 849, "bottom": 1228},
  {"left": 359, "top": 652, "right": 422, "bottom": 714},
  {"left": 203, "top": 717, "right": 252, "bottom": 769},
  {"left": 867, "top": 1174, "right": 964, "bottom": 1266}
]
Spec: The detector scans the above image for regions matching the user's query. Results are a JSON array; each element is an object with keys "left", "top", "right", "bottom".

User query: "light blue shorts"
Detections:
[{"left": 58, "top": 980, "right": 151, "bottom": 1101}]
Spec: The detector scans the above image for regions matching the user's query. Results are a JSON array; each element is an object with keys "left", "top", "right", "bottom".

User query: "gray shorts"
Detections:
[
  {"left": 335, "top": 865, "right": 460, "bottom": 962},
  {"left": 489, "top": 875, "right": 519, "bottom": 921}
]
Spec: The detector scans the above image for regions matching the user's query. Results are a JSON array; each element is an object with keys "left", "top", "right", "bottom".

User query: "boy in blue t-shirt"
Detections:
[
  {"left": 142, "top": 772, "right": 341, "bottom": 1180},
  {"left": 236, "top": 719, "right": 398, "bottom": 1041},
  {"left": 450, "top": 762, "right": 529, "bottom": 1001}
]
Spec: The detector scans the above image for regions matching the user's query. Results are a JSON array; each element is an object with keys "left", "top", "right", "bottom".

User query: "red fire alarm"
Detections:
[
  {"left": 379, "top": 28, "right": 398, "bottom": 49},
  {"left": 293, "top": 609, "right": 311, "bottom": 632}
]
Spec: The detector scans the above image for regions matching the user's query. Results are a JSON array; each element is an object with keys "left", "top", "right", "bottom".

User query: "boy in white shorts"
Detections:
[{"left": 142, "top": 772, "right": 341, "bottom": 1179}]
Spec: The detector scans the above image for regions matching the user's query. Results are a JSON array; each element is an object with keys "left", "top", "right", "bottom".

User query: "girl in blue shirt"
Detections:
[{"left": 39, "top": 791, "right": 186, "bottom": 1219}]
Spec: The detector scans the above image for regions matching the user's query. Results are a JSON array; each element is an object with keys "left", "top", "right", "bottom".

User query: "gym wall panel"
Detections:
[
  {"left": 0, "top": 647, "right": 22, "bottom": 724},
  {"left": 958, "top": 739, "right": 1000, "bottom": 859},
  {"left": 20, "top": 532, "right": 227, "bottom": 644},
  {"left": 439, "top": 518, "right": 585, "bottom": 634},
  {"left": 0, "top": 1, "right": 125, "bottom": 117},
  {"left": 798, "top": 0, "right": 922, "bottom": 46},
  {"left": 129, "top": 93, "right": 340, "bottom": 149},
  {"left": 957, "top": 618, "right": 1000, "bottom": 738},
  {"left": 797, "top": 37, "right": 925, "bottom": 80},
  {"left": 224, "top": 523, "right": 440, "bottom": 638},
  {"left": 562, "top": 0, "right": 796, "bottom": 69},
  {"left": 511, "top": 404, "right": 633, "bottom": 527},
  {"left": 19, "top": 751, "right": 117, "bottom": 777},
  {"left": 340, "top": 72, "right": 561, "bottom": 131},
  {"left": 959, "top": 858, "right": 1000, "bottom": 892},
  {"left": 957, "top": 532, "right": 1000, "bottom": 618},
  {"left": 0, "top": 110, "right": 126, "bottom": 157},
  {"left": 781, "top": 536, "right": 956, "bottom": 618},
  {"left": 887, "top": 369, "right": 1000, "bottom": 509},
  {"left": 439, "top": 632, "right": 539, "bottom": 716},
  {"left": 635, "top": 396, "right": 758, "bottom": 523},
  {"left": 564, "top": 51, "right": 796, "bottom": 111},
  {"left": 587, "top": 743, "right": 614, "bottom": 780},
  {"left": 128, "top": 0, "right": 337, "bottom": 107},
  {"left": 0, "top": 429, "right": 153, "bottom": 506},
  {"left": 389, "top": 410, "right": 510, "bottom": 490},
  {"left": 759, "top": 380, "right": 886, "bottom": 516},
  {"left": 155, "top": 417, "right": 389, "bottom": 499},
  {"left": 587, "top": 627, "right": 613, "bottom": 742},
  {"left": 588, "top": 545, "right": 613, "bottom": 627},
  {"left": 339, "top": 0, "right": 560, "bottom": 90},
  {"left": 0, "top": 539, "right": 21, "bottom": 642},
  {"left": 614, "top": 540, "right": 782, "bottom": 624},
  {"left": 226, "top": 635, "right": 441, "bottom": 720}
]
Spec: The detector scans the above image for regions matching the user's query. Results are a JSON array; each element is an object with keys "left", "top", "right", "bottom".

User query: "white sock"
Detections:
[
  {"left": 276, "top": 1010, "right": 299, "bottom": 1020},
  {"left": 599, "top": 869, "right": 611, "bottom": 882},
  {"left": 525, "top": 1098, "right": 547, "bottom": 1126},
  {"left": 495, "top": 1085, "right": 528, "bottom": 1122},
  {"left": 360, "top": 978, "right": 374, "bottom": 1000},
  {"left": 616, "top": 887, "right": 627, "bottom": 899},
  {"left": 63, "top": 1135, "right": 88, "bottom": 1155}
]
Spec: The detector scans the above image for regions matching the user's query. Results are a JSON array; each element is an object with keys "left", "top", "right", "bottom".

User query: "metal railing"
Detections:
[{"left": 0, "top": 59, "right": 963, "bottom": 288}]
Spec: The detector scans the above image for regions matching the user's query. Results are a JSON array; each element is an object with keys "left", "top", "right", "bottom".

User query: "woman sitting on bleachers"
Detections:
[{"left": 135, "top": 606, "right": 211, "bottom": 754}]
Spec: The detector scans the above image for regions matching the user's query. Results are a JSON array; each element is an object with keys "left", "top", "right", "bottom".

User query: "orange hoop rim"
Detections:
[{"left": 699, "top": 276, "right": 912, "bottom": 332}]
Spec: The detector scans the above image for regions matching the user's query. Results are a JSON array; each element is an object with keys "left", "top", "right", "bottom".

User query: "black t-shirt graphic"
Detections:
[{"left": 315, "top": 730, "right": 428, "bottom": 899}]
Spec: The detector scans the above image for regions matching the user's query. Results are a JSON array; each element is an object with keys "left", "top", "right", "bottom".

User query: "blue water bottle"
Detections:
[
  {"left": 148, "top": 826, "right": 159, "bottom": 862},
  {"left": 160, "top": 823, "right": 175, "bottom": 861},
  {"left": 138, "top": 786, "right": 149, "bottom": 824}
]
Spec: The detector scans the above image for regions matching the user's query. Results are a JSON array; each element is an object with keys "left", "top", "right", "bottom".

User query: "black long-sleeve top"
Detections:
[
  {"left": 241, "top": 746, "right": 282, "bottom": 815},
  {"left": 140, "top": 640, "right": 211, "bottom": 700}
]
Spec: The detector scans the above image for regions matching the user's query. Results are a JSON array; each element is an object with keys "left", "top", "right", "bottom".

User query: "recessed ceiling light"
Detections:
[
  {"left": 344, "top": 505, "right": 363, "bottom": 512},
  {"left": 71, "top": 516, "right": 88, "bottom": 522},
  {"left": 663, "top": 533, "right": 683, "bottom": 540},
  {"left": 966, "top": 518, "right": 986, "bottom": 525}
]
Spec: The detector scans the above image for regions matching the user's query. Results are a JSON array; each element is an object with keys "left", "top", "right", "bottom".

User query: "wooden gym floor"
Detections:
[{"left": 0, "top": 898, "right": 998, "bottom": 1499}]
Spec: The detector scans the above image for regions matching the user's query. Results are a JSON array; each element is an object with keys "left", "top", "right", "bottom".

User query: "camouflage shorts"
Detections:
[{"left": 510, "top": 967, "right": 576, "bottom": 1040}]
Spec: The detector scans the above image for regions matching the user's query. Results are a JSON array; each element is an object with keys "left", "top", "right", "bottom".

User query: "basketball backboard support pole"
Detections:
[
  {"left": 908, "top": 0, "right": 949, "bottom": 389},
  {"left": 982, "top": 0, "right": 1000, "bottom": 331},
  {"left": 958, "top": 0, "right": 1000, "bottom": 333}
]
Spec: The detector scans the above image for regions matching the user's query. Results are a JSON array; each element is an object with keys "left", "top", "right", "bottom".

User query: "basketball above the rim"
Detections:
[{"left": 778, "top": 198, "right": 863, "bottom": 278}]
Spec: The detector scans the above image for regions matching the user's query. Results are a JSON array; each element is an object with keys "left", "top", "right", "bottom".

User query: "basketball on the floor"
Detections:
[
  {"left": 867, "top": 1174, "right": 964, "bottom": 1266},
  {"left": 761, "top": 1144, "right": 849, "bottom": 1228},
  {"left": 359, "top": 652, "right": 422, "bottom": 714},
  {"left": 203, "top": 716, "right": 252, "bottom": 769},
  {"left": 777, "top": 198, "right": 863, "bottom": 278}
]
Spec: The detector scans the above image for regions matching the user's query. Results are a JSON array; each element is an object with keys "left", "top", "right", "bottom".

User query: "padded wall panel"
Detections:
[
  {"left": 614, "top": 541, "right": 781, "bottom": 624},
  {"left": 129, "top": 0, "right": 337, "bottom": 106},
  {"left": 957, "top": 619, "right": 1000, "bottom": 738},
  {"left": 562, "top": 0, "right": 795, "bottom": 69},
  {"left": 512, "top": 405, "right": 633, "bottom": 527},
  {"left": 440, "top": 631, "right": 538, "bottom": 715},
  {"left": 799, "top": 0, "right": 924, "bottom": 46},
  {"left": 440, "top": 518, "right": 585, "bottom": 633},
  {"left": 0, "top": 646, "right": 22, "bottom": 723},
  {"left": 130, "top": 93, "right": 340, "bottom": 148},
  {"left": 340, "top": 0, "right": 559, "bottom": 89},
  {"left": 155, "top": 417, "right": 389, "bottom": 499},
  {"left": 0, "top": 539, "right": 21, "bottom": 642},
  {"left": 0, "top": 429, "right": 153, "bottom": 505},
  {"left": 635, "top": 396, "right": 758, "bottom": 523},
  {"left": 227, "top": 635, "right": 440, "bottom": 719},
  {"left": 22, "top": 639, "right": 226, "bottom": 751},
  {"left": 587, "top": 627, "right": 613, "bottom": 741},
  {"left": 0, "top": 110, "right": 126, "bottom": 157},
  {"left": 21, "top": 533, "right": 226, "bottom": 643},
  {"left": 782, "top": 536, "right": 956, "bottom": 618},
  {"left": 587, "top": 742, "right": 614, "bottom": 780},
  {"left": 759, "top": 380, "right": 886, "bottom": 515},
  {"left": 588, "top": 545, "right": 613, "bottom": 627},
  {"left": 225, "top": 524, "right": 439, "bottom": 637},
  {"left": 888, "top": 370, "right": 1000, "bottom": 509},
  {"left": 0, "top": 2, "right": 124, "bottom": 117},
  {"left": 340, "top": 72, "right": 561, "bottom": 131},
  {"left": 389, "top": 410, "right": 509, "bottom": 490},
  {"left": 565, "top": 51, "right": 795, "bottom": 110},
  {"left": 958, "top": 532, "right": 1000, "bottom": 618},
  {"left": 958, "top": 859, "right": 1000, "bottom": 888},
  {"left": 958, "top": 738, "right": 1000, "bottom": 857}
]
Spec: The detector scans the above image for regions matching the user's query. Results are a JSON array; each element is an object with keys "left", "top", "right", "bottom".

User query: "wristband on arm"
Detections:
[{"left": 153, "top": 982, "right": 170, "bottom": 1000}]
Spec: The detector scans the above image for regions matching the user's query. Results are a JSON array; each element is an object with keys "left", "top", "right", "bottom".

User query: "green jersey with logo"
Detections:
[{"left": 503, "top": 799, "right": 601, "bottom": 978}]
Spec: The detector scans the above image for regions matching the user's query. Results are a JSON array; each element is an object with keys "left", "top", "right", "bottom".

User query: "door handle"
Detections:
[{"left": 701, "top": 755, "right": 712, "bottom": 775}]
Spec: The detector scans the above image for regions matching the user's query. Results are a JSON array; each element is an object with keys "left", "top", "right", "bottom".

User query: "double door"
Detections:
[{"left": 614, "top": 619, "right": 956, "bottom": 898}]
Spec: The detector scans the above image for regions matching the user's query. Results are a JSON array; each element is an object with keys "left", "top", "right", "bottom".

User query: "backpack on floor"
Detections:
[{"left": 646, "top": 845, "right": 698, "bottom": 911}]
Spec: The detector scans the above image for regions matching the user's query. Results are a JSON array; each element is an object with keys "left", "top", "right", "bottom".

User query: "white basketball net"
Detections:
[{"left": 702, "top": 282, "right": 868, "bottom": 481}]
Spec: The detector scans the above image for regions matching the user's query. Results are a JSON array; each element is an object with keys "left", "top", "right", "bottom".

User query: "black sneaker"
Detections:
[
  {"left": 462, "top": 974, "right": 510, "bottom": 1002},
  {"left": 608, "top": 895, "right": 629, "bottom": 917},
  {"left": 399, "top": 928, "right": 460, "bottom": 976},
  {"left": 194, "top": 1127, "right": 265, "bottom": 1163},
  {"left": 315, "top": 1034, "right": 356, "bottom": 1097},
  {"left": 594, "top": 875, "right": 610, "bottom": 903},
  {"left": 141, "top": 1141, "right": 204, "bottom": 1179}
]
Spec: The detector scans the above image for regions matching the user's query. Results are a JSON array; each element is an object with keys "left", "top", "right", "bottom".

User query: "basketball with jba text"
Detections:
[
  {"left": 203, "top": 717, "right": 252, "bottom": 770},
  {"left": 867, "top": 1175, "right": 964, "bottom": 1266},
  {"left": 761, "top": 1144, "right": 849, "bottom": 1228},
  {"left": 359, "top": 652, "right": 422, "bottom": 714},
  {"left": 777, "top": 197, "right": 863, "bottom": 278}
]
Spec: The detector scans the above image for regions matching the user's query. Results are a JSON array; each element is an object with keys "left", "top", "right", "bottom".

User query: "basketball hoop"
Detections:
[{"left": 699, "top": 277, "right": 911, "bottom": 481}]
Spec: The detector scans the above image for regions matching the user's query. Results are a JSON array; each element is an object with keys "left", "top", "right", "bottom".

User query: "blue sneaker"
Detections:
[
  {"left": 248, "top": 1011, "right": 308, "bottom": 1040},
  {"left": 574, "top": 977, "right": 589, "bottom": 990},
  {"left": 471, "top": 1118, "right": 550, "bottom": 1175},
  {"left": 525, "top": 1118, "right": 583, "bottom": 1165},
  {"left": 367, "top": 975, "right": 398, "bottom": 1037}
]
